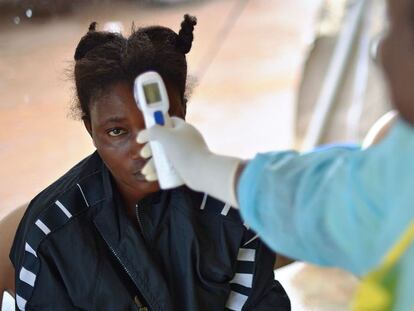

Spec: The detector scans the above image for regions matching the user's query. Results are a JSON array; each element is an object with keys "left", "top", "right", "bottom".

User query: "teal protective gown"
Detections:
[{"left": 238, "top": 118, "right": 414, "bottom": 310}]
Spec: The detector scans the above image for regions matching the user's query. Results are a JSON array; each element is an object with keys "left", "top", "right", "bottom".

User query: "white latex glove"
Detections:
[
  {"left": 137, "top": 117, "right": 241, "bottom": 207},
  {"left": 140, "top": 151, "right": 158, "bottom": 182}
]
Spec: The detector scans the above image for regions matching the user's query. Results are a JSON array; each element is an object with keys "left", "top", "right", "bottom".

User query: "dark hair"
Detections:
[{"left": 73, "top": 14, "right": 197, "bottom": 120}]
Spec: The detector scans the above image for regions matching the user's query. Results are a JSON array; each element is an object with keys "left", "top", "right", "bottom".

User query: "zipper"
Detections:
[
  {"left": 135, "top": 204, "right": 144, "bottom": 235},
  {"left": 95, "top": 225, "right": 151, "bottom": 310},
  {"left": 134, "top": 296, "right": 149, "bottom": 311},
  {"left": 135, "top": 203, "right": 150, "bottom": 244}
]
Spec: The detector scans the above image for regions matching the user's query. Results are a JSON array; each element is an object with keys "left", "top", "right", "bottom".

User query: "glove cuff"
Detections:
[{"left": 194, "top": 154, "right": 241, "bottom": 208}]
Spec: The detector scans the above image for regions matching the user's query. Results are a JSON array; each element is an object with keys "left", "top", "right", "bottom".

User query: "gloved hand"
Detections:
[
  {"left": 140, "top": 155, "right": 158, "bottom": 182},
  {"left": 137, "top": 117, "right": 241, "bottom": 207}
]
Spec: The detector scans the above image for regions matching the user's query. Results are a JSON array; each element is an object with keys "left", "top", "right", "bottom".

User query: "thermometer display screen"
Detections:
[{"left": 143, "top": 82, "right": 161, "bottom": 104}]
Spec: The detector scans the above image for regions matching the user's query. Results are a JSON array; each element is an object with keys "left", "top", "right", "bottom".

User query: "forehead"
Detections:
[
  {"left": 89, "top": 81, "right": 183, "bottom": 122},
  {"left": 388, "top": 0, "right": 413, "bottom": 18},
  {"left": 90, "top": 82, "right": 136, "bottom": 119}
]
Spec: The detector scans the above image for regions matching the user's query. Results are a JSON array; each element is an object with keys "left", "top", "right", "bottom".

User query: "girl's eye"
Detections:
[{"left": 108, "top": 128, "right": 127, "bottom": 137}]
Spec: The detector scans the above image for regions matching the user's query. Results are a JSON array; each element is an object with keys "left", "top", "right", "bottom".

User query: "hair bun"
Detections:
[
  {"left": 74, "top": 22, "right": 119, "bottom": 61},
  {"left": 177, "top": 14, "right": 197, "bottom": 54},
  {"left": 88, "top": 22, "right": 97, "bottom": 32}
]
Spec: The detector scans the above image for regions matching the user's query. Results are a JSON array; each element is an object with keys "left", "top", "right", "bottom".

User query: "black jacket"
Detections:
[{"left": 10, "top": 152, "right": 290, "bottom": 311}]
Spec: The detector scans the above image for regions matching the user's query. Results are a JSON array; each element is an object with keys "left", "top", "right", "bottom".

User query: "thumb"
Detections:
[{"left": 137, "top": 125, "right": 169, "bottom": 144}]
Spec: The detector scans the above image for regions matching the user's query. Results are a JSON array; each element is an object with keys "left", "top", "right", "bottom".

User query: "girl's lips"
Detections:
[{"left": 133, "top": 172, "right": 147, "bottom": 181}]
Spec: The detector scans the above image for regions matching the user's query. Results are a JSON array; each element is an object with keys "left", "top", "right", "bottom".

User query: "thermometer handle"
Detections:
[
  {"left": 144, "top": 114, "right": 184, "bottom": 189},
  {"left": 134, "top": 71, "right": 184, "bottom": 189}
]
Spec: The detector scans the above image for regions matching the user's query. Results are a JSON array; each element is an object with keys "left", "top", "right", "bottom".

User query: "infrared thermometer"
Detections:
[{"left": 133, "top": 71, "right": 184, "bottom": 189}]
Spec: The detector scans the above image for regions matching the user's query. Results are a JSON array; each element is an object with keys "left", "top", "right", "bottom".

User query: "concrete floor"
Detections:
[{"left": 0, "top": 0, "right": 363, "bottom": 309}]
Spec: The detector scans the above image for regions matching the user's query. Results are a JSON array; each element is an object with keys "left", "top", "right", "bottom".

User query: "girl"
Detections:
[{"left": 10, "top": 15, "right": 290, "bottom": 311}]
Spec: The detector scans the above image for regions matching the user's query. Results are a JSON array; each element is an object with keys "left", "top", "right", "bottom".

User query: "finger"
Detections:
[
  {"left": 137, "top": 129, "right": 151, "bottom": 144},
  {"left": 142, "top": 158, "right": 158, "bottom": 182},
  {"left": 145, "top": 173, "right": 158, "bottom": 182},
  {"left": 142, "top": 158, "right": 156, "bottom": 176},
  {"left": 140, "top": 143, "right": 152, "bottom": 159},
  {"left": 137, "top": 125, "right": 164, "bottom": 144}
]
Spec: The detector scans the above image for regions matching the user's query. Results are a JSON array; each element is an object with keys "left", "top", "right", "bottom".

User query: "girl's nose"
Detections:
[{"left": 130, "top": 137, "right": 142, "bottom": 160}]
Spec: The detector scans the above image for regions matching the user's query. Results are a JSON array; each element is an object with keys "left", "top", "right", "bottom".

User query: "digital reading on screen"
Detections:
[{"left": 143, "top": 82, "right": 161, "bottom": 104}]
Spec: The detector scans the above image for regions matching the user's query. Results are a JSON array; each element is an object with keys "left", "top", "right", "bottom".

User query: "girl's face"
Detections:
[
  {"left": 85, "top": 81, "right": 184, "bottom": 204},
  {"left": 381, "top": 0, "right": 414, "bottom": 123}
]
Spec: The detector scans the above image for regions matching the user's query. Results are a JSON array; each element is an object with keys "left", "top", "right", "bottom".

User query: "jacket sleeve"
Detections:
[
  {"left": 238, "top": 119, "right": 414, "bottom": 276},
  {"left": 15, "top": 249, "right": 80, "bottom": 311},
  {"left": 225, "top": 229, "right": 290, "bottom": 311},
  {"left": 10, "top": 203, "right": 80, "bottom": 311}
]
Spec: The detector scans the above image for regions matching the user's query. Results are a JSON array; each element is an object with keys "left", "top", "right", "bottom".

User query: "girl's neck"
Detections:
[{"left": 115, "top": 180, "right": 160, "bottom": 220}]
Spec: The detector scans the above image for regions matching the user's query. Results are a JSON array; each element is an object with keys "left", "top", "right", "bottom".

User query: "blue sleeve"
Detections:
[{"left": 238, "top": 119, "right": 414, "bottom": 276}]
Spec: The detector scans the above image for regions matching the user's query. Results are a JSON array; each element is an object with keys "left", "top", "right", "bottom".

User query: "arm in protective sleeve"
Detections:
[{"left": 237, "top": 119, "right": 414, "bottom": 276}]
